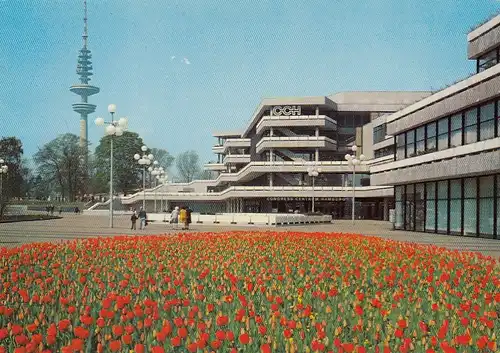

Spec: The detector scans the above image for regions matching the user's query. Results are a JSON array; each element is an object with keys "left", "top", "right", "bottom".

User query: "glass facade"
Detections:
[
  {"left": 394, "top": 174, "right": 499, "bottom": 238},
  {"left": 395, "top": 99, "right": 500, "bottom": 161}
]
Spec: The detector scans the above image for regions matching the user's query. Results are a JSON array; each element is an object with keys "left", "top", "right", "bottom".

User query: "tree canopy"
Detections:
[
  {"left": 176, "top": 150, "right": 202, "bottom": 183},
  {"left": 33, "top": 133, "right": 87, "bottom": 202},
  {"left": 94, "top": 131, "right": 145, "bottom": 194},
  {"left": 0, "top": 137, "right": 25, "bottom": 217}
]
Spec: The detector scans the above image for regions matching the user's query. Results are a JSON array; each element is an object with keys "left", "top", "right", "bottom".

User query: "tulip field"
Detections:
[{"left": 0, "top": 231, "right": 498, "bottom": 353}]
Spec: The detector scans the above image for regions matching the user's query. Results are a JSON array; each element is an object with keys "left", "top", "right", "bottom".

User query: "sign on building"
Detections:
[{"left": 271, "top": 105, "right": 301, "bottom": 116}]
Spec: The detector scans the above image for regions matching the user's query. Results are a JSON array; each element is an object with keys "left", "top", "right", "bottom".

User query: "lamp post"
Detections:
[
  {"left": 134, "top": 146, "right": 154, "bottom": 210},
  {"left": 0, "top": 159, "right": 8, "bottom": 204},
  {"left": 156, "top": 169, "right": 166, "bottom": 212},
  {"left": 344, "top": 145, "right": 365, "bottom": 225},
  {"left": 307, "top": 165, "right": 321, "bottom": 213},
  {"left": 95, "top": 104, "right": 128, "bottom": 228},
  {"left": 151, "top": 161, "right": 160, "bottom": 212}
]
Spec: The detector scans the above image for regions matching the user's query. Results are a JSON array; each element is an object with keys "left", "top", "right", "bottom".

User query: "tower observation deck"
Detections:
[{"left": 70, "top": 0, "right": 100, "bottom": 151}]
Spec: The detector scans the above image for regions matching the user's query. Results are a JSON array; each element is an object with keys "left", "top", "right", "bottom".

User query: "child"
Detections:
[{"left": 130, "top": 210, "right": 138, "bottom": 230}]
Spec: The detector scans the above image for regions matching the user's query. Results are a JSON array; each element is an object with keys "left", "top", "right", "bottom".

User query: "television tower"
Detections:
[{"left": 70, "top": 0, "right": 100, "bottom": 154}]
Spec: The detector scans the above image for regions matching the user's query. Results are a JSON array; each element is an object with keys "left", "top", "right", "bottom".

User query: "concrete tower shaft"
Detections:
[{"left": 70, "top": 0, "right": 100, "bottom": 150}]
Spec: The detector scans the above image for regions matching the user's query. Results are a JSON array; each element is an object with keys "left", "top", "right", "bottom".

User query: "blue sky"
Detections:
[{"left": 0, "top": 0, "right": 498, "bottom": 167}]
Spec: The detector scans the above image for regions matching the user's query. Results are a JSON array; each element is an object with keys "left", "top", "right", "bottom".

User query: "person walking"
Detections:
[
  {"left": 185, "top": 206, "right": 192, "bottom": 230},
  {"left": 179, "top": 206, "right": 187, "bottom": 230},
  {"left": 170, "top": 206, "right": 179, "bottom": 230},
  {"left": 138, "top": 207, "right": 147, "bottom": 230},
  {"left": 130, "top": 210, "right": 138, "bottom": 230}
]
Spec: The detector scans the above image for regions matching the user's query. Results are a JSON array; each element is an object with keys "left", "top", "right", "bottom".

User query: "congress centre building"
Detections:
[{"left": 99, "top": 14, "right": 500, "bottom": 238}]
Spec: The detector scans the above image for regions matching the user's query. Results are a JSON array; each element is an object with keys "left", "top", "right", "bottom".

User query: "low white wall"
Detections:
[
  {"left": 83, "top": 211, "right": 332, "bottom": 227},
  {"left": 145, "top": 212, "right": 332, "bottom": 226}
]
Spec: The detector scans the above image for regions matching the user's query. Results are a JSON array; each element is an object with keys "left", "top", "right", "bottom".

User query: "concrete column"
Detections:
[
  {"left": 240, "top": 199, "right": 244, "bottom": 213},
  {"left": 269, "top": 173, "right": 274, "bottom": 187},
  {"left": 315, "top": 106, "right": 319, "bottom": 117},
  {"left": 315, "top": 148, "right": 319, "bottom": 162},
  {"left": 226, "top": 200, "right": 230, "bottom": 212},
  {"left": 315, "top": 127, "right": 319, "bottom": 137}
]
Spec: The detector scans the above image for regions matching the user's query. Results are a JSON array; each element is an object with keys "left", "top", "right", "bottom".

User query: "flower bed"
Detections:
[{"left": 0, "top": 232, "right": 498, "bottom": 353}]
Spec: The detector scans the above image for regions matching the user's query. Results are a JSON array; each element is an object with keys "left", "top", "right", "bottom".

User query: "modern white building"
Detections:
[
  {"left": 118, "top": 92, "right": 430, "bottom": 220},
  {"left": 100, "top": 14, "right": 499, "bottom": 238},
  {"left": 371, "top": 15, "right": 500, "bottom": 238}
]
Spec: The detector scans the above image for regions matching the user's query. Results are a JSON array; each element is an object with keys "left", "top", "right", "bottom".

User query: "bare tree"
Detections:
[
  {"left": 33, "top": 134, "right": 87, "bottom": 201},
  {"left": 176, "top": 150, "right": 201, "bottom": 183}
]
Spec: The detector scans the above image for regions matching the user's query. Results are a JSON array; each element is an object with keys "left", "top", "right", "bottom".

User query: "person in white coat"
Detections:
[{"left": 170, "top": 206, "right": 180, "bottom": 230}]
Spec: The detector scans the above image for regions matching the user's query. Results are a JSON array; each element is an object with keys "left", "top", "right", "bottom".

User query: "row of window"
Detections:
[
  {"left": 396, "top": 100, "right": 500, "bottom": 160},
  {"left": 395, "top": 175, "right": 499, "bottom": 238},
  {"left": 373, "top": 123, "right": 387, "bottom": 144},
  {"left": 477, "top": 47, "right": 499, "bottom": 73},
  {"left": 374, "top": 146, "right": 393, "bottom": 159}
]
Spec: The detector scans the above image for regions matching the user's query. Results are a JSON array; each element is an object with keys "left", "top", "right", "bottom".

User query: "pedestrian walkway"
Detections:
[{"left": 0, "top": 215, "right": 498, "bottom": 257}]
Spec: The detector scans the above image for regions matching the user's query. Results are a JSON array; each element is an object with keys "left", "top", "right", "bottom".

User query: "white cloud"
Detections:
[
  {"left": 182, "top": 57, "right": 191, "bottom": 65},
  {"left": 170, "top": 56, "right": 176, "bottom": 60}
]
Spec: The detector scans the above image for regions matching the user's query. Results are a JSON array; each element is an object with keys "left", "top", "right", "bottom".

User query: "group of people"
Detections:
[
  {"left": 130, "top": 207, "right": 148, "bottom": 230},
  {"left": 129, "top": 206, "right": 192, "bottom": 230},
  {"left": 169, "top": 206, "right": 192, "bottom": 230}
]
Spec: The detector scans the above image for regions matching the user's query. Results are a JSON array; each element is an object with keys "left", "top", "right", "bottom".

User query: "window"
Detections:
[
  {"left": 373, "top": 124, "right": 387, "bottom": 144},
  {"left": 479, "top": 176, "right": 494, "bottom": 238},
  {"left": 449, "top": 179, "right": 462, "bottom": 235},
  {"left": 406, "top": 130, "right": 415, "bottom": 158},
  {"left": 405, "top": 185, "right": 414, "bottom": 230},
  {"left": 437, "top": 117, "right": 449, "bottom": 151},
  {"left": 479, "top": 103, "right": 495, "bottom": 141},
  {"left": 395, "top": 186, "right": 404, "bottom": 229},
  {"left": 415, "top": 184, "right": 425, "bottom": 231},
  {"left": 464, "top": 108, "right": 478, "bottom": 144},
  {"left": 425, "top": 182, "right": 436, "bottom": 232},
  {"left": 477, "top": 48, "right": 499, "bottom": 73},
  {"left": 497, "top": 175, "right": 500, "bottom": 237},
  {"left": 426, "top": 122, "right": 437, "bottom": 152},
  {"left": 437, "top": 181, "right": 448, "bottom": 233},
  {"left": 416, "top": 126, "right": 425, "bottom": 155},
  {"left": 449, "top": 114, "right": 463, "bottom": 148},
  {"left": 374, "top": 146, "right": 393, "bottom": 158},
  {"left": 463, "top": 178, "right": 477, "bottom": 236},
  {"left": 396, "top": 134, "right": 405, "bottom": 160}
]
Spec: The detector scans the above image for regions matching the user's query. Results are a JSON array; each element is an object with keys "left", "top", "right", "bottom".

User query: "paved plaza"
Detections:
[{"left": 0, "top": 214, "right": 498, "bottom": 257}]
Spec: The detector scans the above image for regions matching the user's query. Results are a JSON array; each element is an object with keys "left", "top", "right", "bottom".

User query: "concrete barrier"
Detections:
[{"left": 83, "top": 211, "right": 332, "bottom": 227}]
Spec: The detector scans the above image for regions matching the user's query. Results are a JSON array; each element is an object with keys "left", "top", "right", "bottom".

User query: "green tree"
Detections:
[
  {"left": 176, "top": 150, "right": 201, "bottom": 182},
  {"left": 0, "top": 137, "right": 24, "bottom": 217},
  {"left": 93, "top": 131, "right": 145, "bottom": 194},
  {"left": 33, "top": 133, "right": 87, "bottom": 202}
]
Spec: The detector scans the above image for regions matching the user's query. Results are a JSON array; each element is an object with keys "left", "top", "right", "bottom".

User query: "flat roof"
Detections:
[
  {"left": 241, "top": 96, "right": 337, "bottom": 137},
  {"left": 468, "top": 14, "right": 500, "bottom": 42},
  {"left": 212, "top": 131, "right": 243, "bottom": 137}
]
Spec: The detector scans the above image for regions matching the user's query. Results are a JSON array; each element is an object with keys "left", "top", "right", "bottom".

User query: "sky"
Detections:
[{"left": 0, "top": 0, "right": 499, "bottom": 168}]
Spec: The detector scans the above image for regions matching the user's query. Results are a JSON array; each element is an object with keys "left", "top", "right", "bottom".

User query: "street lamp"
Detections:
[
  {"left": 95, "top": 104, "right": 128, "bottom": 228},
  {"left": 0, "top": 159, "right": 8, "bottom": 204},
  {"left": 155, "top": 168, "right": 166, "bottom": 212},
  {"left": 344, "top": 145, "right": 365, "bottom": 225},
  {"left": 307, "top": 165, "right": 321, "bottom": 213},
  {"left": 134, "top": 146, "right": 154, "bottom": 210}
]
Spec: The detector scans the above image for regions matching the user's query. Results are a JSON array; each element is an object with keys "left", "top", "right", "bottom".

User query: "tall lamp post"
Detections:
[
  {"left": 95, "top": 104, "right": 128, "bottom": 228},
  {"left": 134, "top": 146, "right": 154, "bottom": 210},
  {"left": 0, "top": 159, "right": 8, "bottom": 203},
  {"left": 155, "top": 168, "right": 166, "bottom": 212},
  {"left": 307, "top": 165, "right": 321, "bottom": 213},
  {"left": 344, "top": 145, "right": 365, "bottom": 225}
]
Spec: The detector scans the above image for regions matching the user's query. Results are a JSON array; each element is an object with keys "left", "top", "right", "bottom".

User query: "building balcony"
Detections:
[
  {"left": 223, "top": 154, "right": 251, "bottom": 164},
  {"left": 256, "top": 115, "right": 337, "bottom": 135},
  {"left": 256, "top": 136, "right": 337, "bottom": 153},
  {"left": 204, "top": 163, "right": 226, "bottom": 171},
  {"left": 212, "top": 138, "right": 251, "bottom": 154}
]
